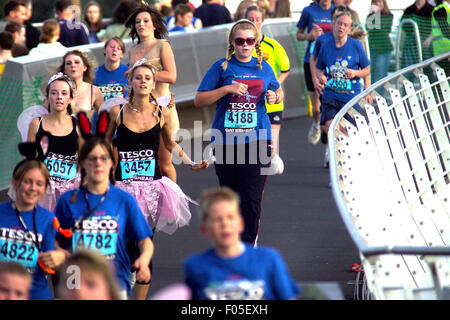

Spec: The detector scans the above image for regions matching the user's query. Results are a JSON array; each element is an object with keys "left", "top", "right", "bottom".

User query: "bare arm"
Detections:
[
  {"left": 105, "top": 105, "right": 119, "bottom": 145},
  {"left": 92, "top": 85, "right": 105, "bottom": 112},
  {"left": 277, "top": 71, "right": 289, "bottom": 85},
  {"left": 27, "top": 117, "right": 40, "bottom": 142},
  {"left": 160, "top": 107, "right": 208, "bottom": 170},
  {"left": 156, "top": 41, "right": 177, "bottom": 84},
  {"left": 134, "top": 237, "right": 154, "bottom": 284}
]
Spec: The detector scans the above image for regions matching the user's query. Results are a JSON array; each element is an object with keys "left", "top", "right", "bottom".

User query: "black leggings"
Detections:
[{"left": 213, "top": 141, "right": 271, "bottom": 244}]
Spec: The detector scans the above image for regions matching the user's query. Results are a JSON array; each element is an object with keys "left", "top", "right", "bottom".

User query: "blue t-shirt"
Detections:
[
  {"left": 312, "top": 32, "right": 334, "bottom": 58},
  {"left": 184, "top": 244, "right": 300, "bottom": 300},
  {"left": 316, "top": 37, "right": 370, "bottom": 103},
  {"left": 54, "top": 185, "right": 153, "bottom": 292},
  {"left": 297, "top": 3, "right": 335, "bottom": 63},
  {"left": 169, "top": 26, "right": 186, "bottom": 32},
  {"left": 94, "top": 64, "right": 129, "bottom": 101},
  {"left": 0, "top": 202, "right": 56, "bottom": 300},
  {"left": 198, "top": 55, "right": 279, "bottom": 145}
]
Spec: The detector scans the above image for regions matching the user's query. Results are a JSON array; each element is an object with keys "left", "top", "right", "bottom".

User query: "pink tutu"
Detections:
[
  {"left": 115, "top": 176, "right": 197, "bottom": 234},
  {"left": 8, "top": 176, "right": 81, "bottom": 212}
]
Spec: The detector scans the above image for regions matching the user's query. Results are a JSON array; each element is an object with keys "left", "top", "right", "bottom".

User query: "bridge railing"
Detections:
[{"left": 329, "top": 52, "right": 450, "bottom": 299}]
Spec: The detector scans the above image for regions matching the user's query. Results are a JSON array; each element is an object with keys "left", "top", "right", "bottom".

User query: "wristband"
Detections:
[{"left": 189, "top": 161, "right": 196, "bottom": 168}]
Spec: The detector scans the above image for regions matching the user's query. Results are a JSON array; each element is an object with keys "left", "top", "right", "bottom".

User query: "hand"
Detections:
[
  {"left": 423, "top": 37, "right": 432, "bottom": 48},
  {"left": 190, "top": 160, "right": 209, "bottom": 171},
  {"left": 312, "top": 75, "right": 324, "bottom": 95},
  {"left": 310, "top": 25, "right": 323, "bottom": 41},
  {"left": 39, "top": 250, "right": 67, "bottom": 269},
  {"left": 265, "top": 90, "right": 277, "bottom": 105},
  {"left": 345, "top": 69, "right": 357, "bottom": 79},
  {"left": 228, "top": 81, "right": 248, "bottom": 96},
  {"left": 365, "top": 94, "right": 373, "bottom": 104},
  {"left": 133, "top": 258, "right": 151, "bottom": 284}
]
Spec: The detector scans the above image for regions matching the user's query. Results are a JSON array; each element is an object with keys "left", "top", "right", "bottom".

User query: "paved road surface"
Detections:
[{"left": 0, "top": 115, "right": 362, "bottom": 300}]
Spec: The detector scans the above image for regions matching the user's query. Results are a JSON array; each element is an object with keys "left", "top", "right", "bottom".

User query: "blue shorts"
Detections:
[{"left": 320, "top": 96, "right": 360, "bottom": 126}]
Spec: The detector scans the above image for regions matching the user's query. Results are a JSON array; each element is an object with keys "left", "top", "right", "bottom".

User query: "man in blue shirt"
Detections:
[{"left": 194, "top": 0, "right": 232, "bottom": 28}]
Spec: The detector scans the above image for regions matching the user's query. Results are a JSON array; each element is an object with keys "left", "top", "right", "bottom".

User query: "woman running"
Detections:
[
  {"left": 194, "top": 19, "right": 283, "bottom": 246},
  {"left": 125, "top": 3, "right": 179, "bottom": 182},
  {"left": 1, "top": 138, "right": 68, "bottom": 299},
  {"left": 107, "top": 58, "right": 208, "bottom": 299},
  {"left": 57, "top": 50, "right": 104, "bottom": 120},
  {"left": 20, "top": 73, "right": 82, "bottom": 212},
  {"left": 54, "top": 113, "right": 154, "bottom": 300},
  {"left": 245, "top": 5, "right": 290, "bottom": 174}
]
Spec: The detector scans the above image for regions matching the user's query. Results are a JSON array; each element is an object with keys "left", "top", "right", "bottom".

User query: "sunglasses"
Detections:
[{"left": 234, "top": 37, "right": 256, "bottom": 46}]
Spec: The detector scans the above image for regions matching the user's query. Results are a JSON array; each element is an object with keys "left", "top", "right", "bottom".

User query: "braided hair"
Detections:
[{"left": 221, "top": 19, "right": 263, "bottom": 71}]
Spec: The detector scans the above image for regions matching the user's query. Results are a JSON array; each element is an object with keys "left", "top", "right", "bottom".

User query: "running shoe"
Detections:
[
  {"left": 308, "top": 121, "right": 321, "bottom": 145},
  {"left": 324, "top": 147, "right": 329, "bottom": 168},
  {"left": 271, "top": 153, "right": 285, "bottom": 175}
]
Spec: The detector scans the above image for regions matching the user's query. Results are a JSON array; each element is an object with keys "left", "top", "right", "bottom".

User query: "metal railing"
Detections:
[{"left": 328, "top": 52, "right": 450, "bottom": 299}]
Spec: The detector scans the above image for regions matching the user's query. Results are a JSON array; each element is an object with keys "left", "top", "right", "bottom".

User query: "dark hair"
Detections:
[
  {"left": 78, "top": 136, "right": 116, "bottom": 186},
  {"left": 244, "top": 5, "right": 265, "bottom": 21},
  {"left": 46, "top": 74, "right": 75, "bottom": 115},
  {"left": 4, "top": 1, "right": 25, "bottom": 17},
  {"left": 174, "top": 3, "right": 193, "bottom": 23},
  {"left": 0, "top": 31, "right": 15, "bottom": 50},
  {"left": 5, "top": 20, "right": 23, "bottom": 34},
  {"left": 172, "top": 0, "right": 188, "bottom": 7},
  {"left": 125, "top": 3, "right": 168, "bottom": 43},
  {"left": 55, "top": 0, "right": 72, "bottom": 13},
  {"left": 273, "top": 0, "right": 291, "bottom": 18},
  {"left": 112, "top": 0, "right": 138, "bottom": 25},
  {"left": 84, "top": 1, "right": 106, "bottom": 33}
]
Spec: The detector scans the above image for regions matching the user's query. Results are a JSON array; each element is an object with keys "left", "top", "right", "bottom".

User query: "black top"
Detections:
[
  {"left": 114, "top": 106, "right": 162, "bottom": 182},
  {"left": 36, "top": 116, "right": 78, "bottom": 157},
  {"left": 194, "top": 3, "right": 232, "bottom": 28}
]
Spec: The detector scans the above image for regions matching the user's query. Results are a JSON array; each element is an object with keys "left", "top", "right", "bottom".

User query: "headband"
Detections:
[{"left": 47, "top": 72, "right": 74, "bottom": 90}]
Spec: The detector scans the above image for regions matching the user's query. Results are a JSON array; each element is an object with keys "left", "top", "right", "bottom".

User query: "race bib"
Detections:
[
  {"left": 225, "top": 79, "right": 263, "bottom": 133},
  {"left": 326, "top": 78, "right": 351, "bottom": 92},
  {"left": 72, "top": 218, "right": 119, "bottom": 256},
  {"left": 72, "top": 232, "right": 118, "bottom": 256},
  {"left": 0, "top": 239, "right": 38, "bottom": 268},
  {"left": 45, "top": 158, "right": 77, "bottom": 181},
  {"left": 205, "top": 279, "right": 266, "bottom": 300},
  {"left": 100, "top": 83, "right": 126, "bottom": 101},
  {"left": 120, "top": 159, "right": 155, "bottom": 181},
  {"left": 224, "top": 111, "right": 257, "bottom": 129}
]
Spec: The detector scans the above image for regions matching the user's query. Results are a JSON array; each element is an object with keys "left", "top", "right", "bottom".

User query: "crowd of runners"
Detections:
[{"left": 0, "top": 0, "right": 449, "bottom": 300}]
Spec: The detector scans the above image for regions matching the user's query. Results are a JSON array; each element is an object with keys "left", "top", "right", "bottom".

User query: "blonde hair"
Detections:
[
  {"left": 127, "top": 61, "right": 161, "bottom": 122},
  {"left": 222, "top": 19, "right": 263, "bottom": 71},
  {"left": 199, "top": 187, "right": 240, "bottom": 222}
]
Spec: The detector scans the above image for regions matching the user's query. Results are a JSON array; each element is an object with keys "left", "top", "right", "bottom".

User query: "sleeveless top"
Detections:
[
  {"left": 138, "top": 39, "right": 166, "bottom": 72},
  {"left": 114, "top": 105, "right": 162, "bottom": 182},
  {"left": 36, "top": 116, "right": 79, "bottom": 182}
]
